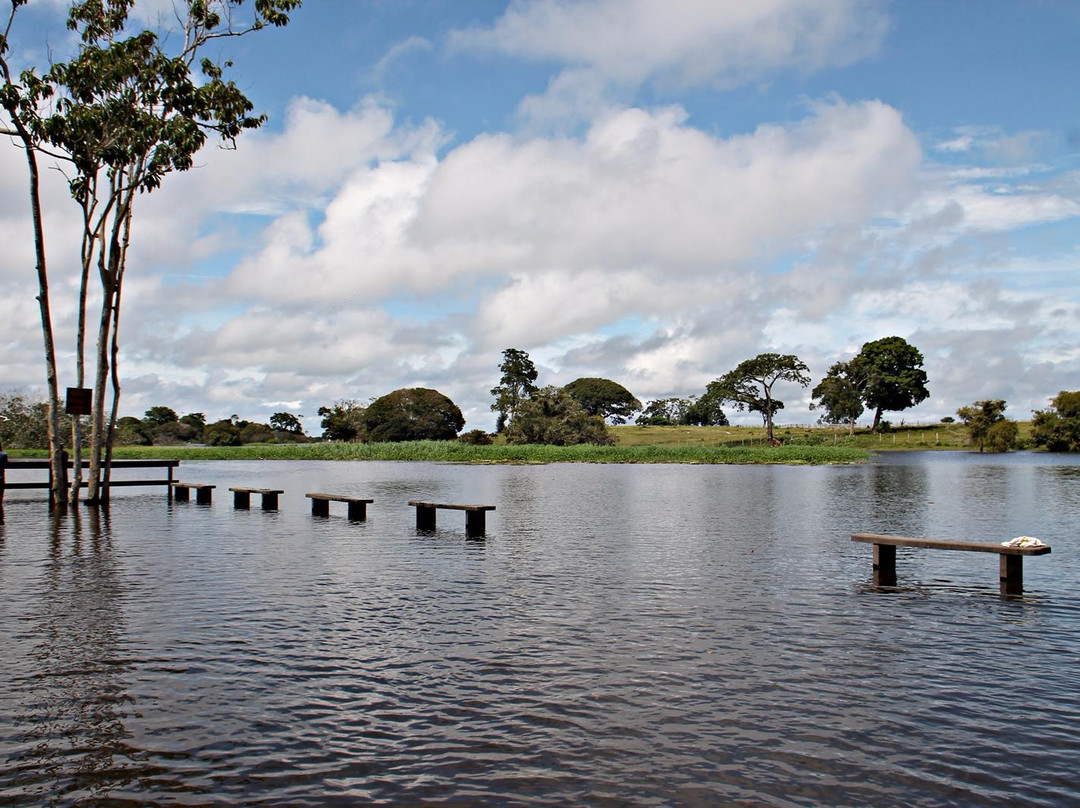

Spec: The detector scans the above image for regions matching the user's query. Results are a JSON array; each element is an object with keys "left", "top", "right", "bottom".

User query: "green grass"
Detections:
[
  {"left": 16, "top": 420, "right": 1029, "bottom": 464},
  {"left": 7, "top": 439, "right": 868, "bottom": 464},
  {"left": 613, "top": 422, "right": 1036, "bottom": 451}
]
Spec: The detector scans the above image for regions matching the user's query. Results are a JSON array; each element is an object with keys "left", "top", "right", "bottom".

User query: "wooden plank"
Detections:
[
  {"left": 851, "top": 533, "right": 1051, "bottom": 556},
  {"left": 5, "top": 458, "right": 180, "bottom": 470},
  {"left": 306, "top": 493, "right": 373, "bottom": 504},
  {"left": 407, "top": 500, "right": 496, "bottom": 512}
]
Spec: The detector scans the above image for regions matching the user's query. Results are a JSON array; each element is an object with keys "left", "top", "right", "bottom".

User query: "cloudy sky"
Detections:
[{"left": 3, "top": 0, "right": 1079, "bottom": 433}]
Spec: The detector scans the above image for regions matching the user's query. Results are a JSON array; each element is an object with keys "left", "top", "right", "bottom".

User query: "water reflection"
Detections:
[{"left": 6, "top": 507, "right": 142, "bottom": 805}]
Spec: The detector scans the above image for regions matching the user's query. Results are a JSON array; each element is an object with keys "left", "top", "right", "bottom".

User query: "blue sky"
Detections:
[{"left": 3, "top": 0, "right": 1079, "bottom": 432}]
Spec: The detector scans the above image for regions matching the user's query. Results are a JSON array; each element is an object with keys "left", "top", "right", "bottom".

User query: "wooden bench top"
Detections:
[
  {"left": 229, "top": 487, "right": 284, "bottom": 495},
  {"left": 409, "top": 500, "right": 496, "bottom": 512},
  {"left": 172, "top": 482, "right": 216, "bottom": 489},
  {"left": 306, "top": 493, "right": 373, "bottom": 503},
  {"left": 852, "top": 533, "right": 1052, "bottom": 556}
]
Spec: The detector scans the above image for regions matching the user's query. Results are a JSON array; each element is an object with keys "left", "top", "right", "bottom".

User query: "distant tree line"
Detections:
[
  {"left": 117, "top": 407, "right": 312, "bottom": 447},
  {"left": 5, "top": 338, "right": 1079, "bottom": 453}
]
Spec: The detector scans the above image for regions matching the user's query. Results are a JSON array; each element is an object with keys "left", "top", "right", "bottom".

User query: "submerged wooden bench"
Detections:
[
  {"left": 306, "top": 493, "right": 373, "bottom": 521},
  {"left": 229, "top": 487, "right": 284, "bottom": 511},
  {"left": 852, "top": 532, "right": 1052, "bottom": 594},
  {"left": 171, "top": 482, "right": 216, "bottom": 504},
  {"left": 408, "top": 501, "right": 495, "bottom": 537}
]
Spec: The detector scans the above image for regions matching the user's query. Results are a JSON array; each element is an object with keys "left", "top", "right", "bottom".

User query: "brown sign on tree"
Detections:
[{"left": 65, "top": 387, "right": 92, "bottom": 416}]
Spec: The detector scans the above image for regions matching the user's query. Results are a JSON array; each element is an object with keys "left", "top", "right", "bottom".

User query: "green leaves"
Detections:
[{"left": 706, "top": 353, "right": 810, "bottom": 441}]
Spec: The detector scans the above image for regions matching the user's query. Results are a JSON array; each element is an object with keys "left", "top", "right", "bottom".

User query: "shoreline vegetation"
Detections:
[{"left": 6, "top": 422, "right": 1040, "bottom": 465}]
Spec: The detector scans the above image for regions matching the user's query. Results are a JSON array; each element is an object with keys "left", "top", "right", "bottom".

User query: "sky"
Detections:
[{"left": 2, "top": 0, "right": 1080, "bottom": 434}]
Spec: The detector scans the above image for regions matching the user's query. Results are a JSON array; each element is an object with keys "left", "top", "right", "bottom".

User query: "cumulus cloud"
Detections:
[
  {"left": 451, "top": 0, "right": 890, "bottom": 122},
  {"left": 4, "top": 4, "right": 1080, "bottom": 431},
  {"left": 227, "top": 99, "right": 919, "bottom": 320}
]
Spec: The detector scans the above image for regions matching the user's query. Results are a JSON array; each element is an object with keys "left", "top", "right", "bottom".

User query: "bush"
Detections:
[
  {"left": 240, "top": 423, "right": 275, "bottom": 444},
  {"left": 1032, "top": 391, "right": 1080, "bottom": 452},
  {"left": 985, "top": 420, "right": 1019, "bottom": 452},
  {"left": 956, "top": 399, "right": 1008, "bottom": 452},
  {"left": 151, "top": 420, "right": 199, "bottom": 445},
  {"left": 203, "top": 419, "right": 243, "bottom": 446},
  {"left": 505, "top": 386, "right": 615, "bottom": 446},
  {"left": 458, "top": 429, "right": 494, "bottom": 445},
  {"left": 115, "top": 416, "right": 152, "bottom": 446},
  {"left": 362, "top": 388, "right": 465, "bottom": 442},
  {"left": 318, "top": 400, "right": 367, "bottom": 441},
  {"left": 0, "top": 392, "right": 56, "bottom": 449}
]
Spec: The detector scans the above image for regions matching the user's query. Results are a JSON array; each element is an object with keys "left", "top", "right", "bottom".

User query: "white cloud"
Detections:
[
  {"left": 451, "top": 0, "right": 889, "bottom": 122},
  {"left": 4, "top": 3, "right": 1080, "bottom": 433},
  {"left": 937, "top": 135, "right": 974, "bottom": 153}
]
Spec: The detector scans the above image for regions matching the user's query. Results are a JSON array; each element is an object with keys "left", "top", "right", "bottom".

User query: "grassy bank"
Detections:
[
  {"left": 7, "top": 439, "right": 867, "bottom": 465},
  {"left": 615, "top": 421, "right": 1035, "bottom": 451},
  {"left": 11, "top": 421, "right": 1028, "bottom": 463}
]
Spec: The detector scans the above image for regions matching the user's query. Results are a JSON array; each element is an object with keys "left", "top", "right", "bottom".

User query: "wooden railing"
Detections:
[{"left": 1, "top": 458, "right": 180, "bottom": 494}]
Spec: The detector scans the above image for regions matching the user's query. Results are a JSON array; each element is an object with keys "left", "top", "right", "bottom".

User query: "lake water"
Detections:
[{"left": 2, "top": 452, "right": 1079, "bottom": 806}]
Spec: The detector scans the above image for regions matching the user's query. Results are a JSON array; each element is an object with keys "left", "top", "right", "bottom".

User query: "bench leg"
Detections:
[
  {"left": 312, "top": 498, "right": 330, "bottom": 518},
  {"left": 347, "top": 501, "right": 367, "bottom": 521},
  {"left": 465, "top": 510, "right": 486, "bottom": 537},
  {"left": 196, "top": 488, "right": 212, "bottom": 505},
  {"left": 261, "top": 493, "right": 279, "bottom": 511},
  {"left": 174, "top": 486, "right": 191, "bottom": 502},
  {"left": 873, "top": 543, "right": 897, "bottom": 586},
  {"left": 1000, "top": 555, "right": 1023, "bottom": 595},
  {"left": 416, "top": 505, "right": 436, "bottom": 531},
  {"left": 233, "top": 490, "right": 251, "bottom": 509}
]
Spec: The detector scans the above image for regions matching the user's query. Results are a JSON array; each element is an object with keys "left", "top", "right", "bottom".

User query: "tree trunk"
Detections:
[
  {"left": 70, "top": 207, "right": 98, "bottom": 503},
  {"left": 102, "top": 191, "right": 135, "bottom": 497},
  {"left": 764, "top": 392, "right": 775, "bottom": 443},
  {"left": 872, "top": 406, "right": 883, "bottom": 432},
  {"left": 7, "top": 109, "right": 68, "bottom": 507},
  {"left": 86, "top": 276, "right": 114, "bottom": 504}
]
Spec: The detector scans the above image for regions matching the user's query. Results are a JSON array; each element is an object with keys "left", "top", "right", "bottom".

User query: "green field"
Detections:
[{"left": 612, "top": 421, "right": 1020, "bottom": 451}]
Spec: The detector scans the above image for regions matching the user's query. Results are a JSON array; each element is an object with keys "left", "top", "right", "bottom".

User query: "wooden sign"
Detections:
[{"left": 65, "top": 387, "right": 92, "bottom": 416}]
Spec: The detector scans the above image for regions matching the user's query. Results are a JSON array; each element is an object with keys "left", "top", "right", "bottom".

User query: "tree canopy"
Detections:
[
  {"left": 1031, "top": 391, "right": 1080, "bottom": 452},
  {"left": 956, "top": 399, "right": 1011, "bottom": 452},
  {"left": 362, "top": 388, "right": 465, "bottom": 442},
  {"left": 1, "top": 0, "right": 302, "bottom": 504},
  {"left": 563, "top": 377, "right": 642, "bottom": 424},
  {"left": 850, "top": 336, "right": 929, "bottom": 431},
  {"left": 636, "top": 396, "right": 727, "bottom": 426},
  {"left": 270, "top": 412, "right": 304, "bottom": 435},
  {"left": 504, "top": 386, "right": 614, "bottom": 446},
  {"left": 318, "top": 400, "right": 367, "bottom": 442},
  {"left": 810, "top": 361, "right": 865, "bottom": 435},
  {"left": 490, "top": 348, "right": 539, "bottom": 432},
  {"left": 705, "top": 353, "right": 810, "bottom": 442}
]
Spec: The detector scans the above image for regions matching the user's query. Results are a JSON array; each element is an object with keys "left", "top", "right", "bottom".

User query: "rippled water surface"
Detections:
[{"left": 2, "top": 453, "right": 1079, "bottom": 806}]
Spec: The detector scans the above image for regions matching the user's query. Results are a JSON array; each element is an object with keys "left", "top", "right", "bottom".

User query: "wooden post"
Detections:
[
  {"left": 346, "top": 500, "right": 367, "bottom": 521},
  {"left": 261, "top": 492, "right": 279, "bottom": 511},
  {"left": 1000, "top": 554, "right": 1024, "bottom": 596},
  {"left": 174, "top": 485, "right": 191, "bottom": 502},
  {"left": 233, "top": 489, "right": 251, "bottom": 509},
  {"left": 873, "top": 543, "right": 897, "bottom": 586},
  {"left": 311, "top": 497, "right": 330, "bottom": 517},
  {"left": 465, "top": 509, "right": 487, "bottom": 537},
  {"left": 196, "top": 487, "right": 213, "bottom": 505},
  {"left": 416, "top": 504, "right": 437, "bottom": 530}
]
